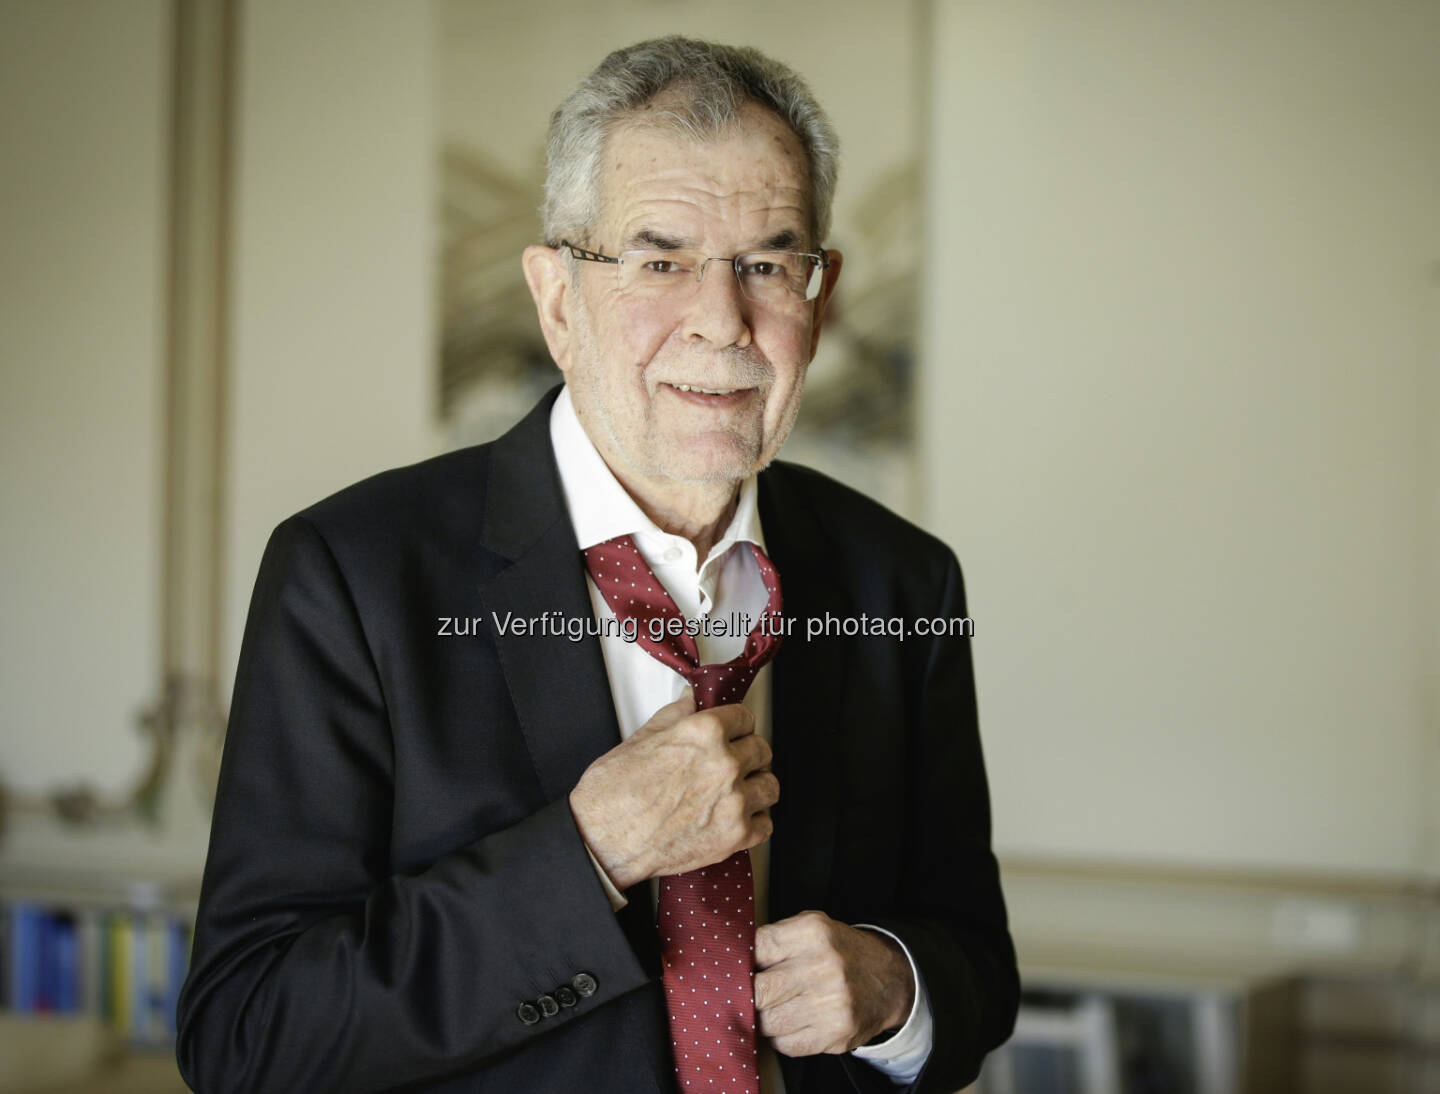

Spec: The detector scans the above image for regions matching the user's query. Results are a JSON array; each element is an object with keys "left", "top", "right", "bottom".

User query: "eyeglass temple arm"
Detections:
[{"left": 557, "top": 241, "right": 619, "bottom": 265}]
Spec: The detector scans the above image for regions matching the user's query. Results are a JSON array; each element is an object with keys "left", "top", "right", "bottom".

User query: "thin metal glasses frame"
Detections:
[{"left": 557, "top": 240, "right": 830, "bottom": 303}]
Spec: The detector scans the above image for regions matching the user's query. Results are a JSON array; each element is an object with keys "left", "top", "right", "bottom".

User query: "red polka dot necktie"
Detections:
[{"left": 582, "top": 534, "right": 784, "bottom": 1094}]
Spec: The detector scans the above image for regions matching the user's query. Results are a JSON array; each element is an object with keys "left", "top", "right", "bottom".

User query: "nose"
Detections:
[{"left": 681, "top": 258, "right": 753, "bottom": 349}]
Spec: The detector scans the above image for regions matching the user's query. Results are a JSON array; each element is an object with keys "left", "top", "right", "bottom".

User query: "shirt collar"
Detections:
[{"left": 549, "top": 384, "right": 764, "bottom": 568}]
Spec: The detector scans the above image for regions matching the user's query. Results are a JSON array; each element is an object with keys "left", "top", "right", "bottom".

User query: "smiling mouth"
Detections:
[
  {"left": 670, "top": 384, "right": 745, "bottom": 396},
  {"left": 659, "top": 381, "right": 761, "bottom": 411}
]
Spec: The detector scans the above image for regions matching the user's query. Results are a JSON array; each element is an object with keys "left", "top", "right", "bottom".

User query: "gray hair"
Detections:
[{"left": 543, "top": 36, "right": 839, "bottom": 249}]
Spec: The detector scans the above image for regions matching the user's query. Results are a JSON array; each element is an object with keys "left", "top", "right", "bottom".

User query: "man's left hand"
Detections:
[{"left": 753, "top": 910, "right": 915, "bottom": 1056}]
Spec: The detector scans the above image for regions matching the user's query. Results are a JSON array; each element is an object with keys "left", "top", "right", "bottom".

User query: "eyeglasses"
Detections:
[{"left": 558, "top": 240, "right": 830, "bottom": 305}]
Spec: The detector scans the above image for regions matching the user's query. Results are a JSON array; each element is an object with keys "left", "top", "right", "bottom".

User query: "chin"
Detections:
[{"left": 654, "top": 436, "right": 764, "bottom": 484}]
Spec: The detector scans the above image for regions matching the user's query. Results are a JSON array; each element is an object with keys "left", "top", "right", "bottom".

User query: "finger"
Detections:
[
  {"left": 754, "top": 921, "right": 795, "bottom": 969},
  {"left": 756, "top": 994, "right": 811, "bottom": 1039},
  {"left": 730, "top": 733, "right": 773, "bottom": 777},
  {"left": 769, "top": 1025, "right": 826, "bottom": 1059},
  {"left": 631, "top": 690, "right": 697, "bottom": 737},
  {"left": 707, "top": 700, "right": 756, "bottom": 740},
  {"left": 742, "top": 771, "right": 780, "bottom": 813},
  {"left": 753, "top": 966, "right": 805, "bottom": 1013},
  {"left": 757, "top": 911, "right": 834, "bottom": 965},
  {"left": 770, "top": 909, "right": 833, "bottom": 948},
  {"left": 742, "top": 809, "right": 774, "bottom": 851}
]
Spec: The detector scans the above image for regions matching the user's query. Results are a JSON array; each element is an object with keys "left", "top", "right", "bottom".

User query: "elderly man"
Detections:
[{"left": 177, "top": 36, "right": 1017, "bottom": 1094}]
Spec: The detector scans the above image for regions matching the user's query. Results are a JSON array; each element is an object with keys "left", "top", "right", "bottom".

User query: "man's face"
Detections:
[{"left": 553, "top": 104, "right": 839, "bottom": 491}]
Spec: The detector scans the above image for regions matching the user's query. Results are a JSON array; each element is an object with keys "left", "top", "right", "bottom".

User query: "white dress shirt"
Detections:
[{"left": 549, "top": 386, "right": 933, "bottom": 1089}]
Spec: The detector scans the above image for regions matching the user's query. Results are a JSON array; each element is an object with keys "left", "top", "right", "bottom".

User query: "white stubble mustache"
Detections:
[{"left": 650, "top": 346, "right": 774, "bottom": 394}]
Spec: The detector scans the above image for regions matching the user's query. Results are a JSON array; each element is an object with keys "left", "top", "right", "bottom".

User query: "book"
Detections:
[
  {"left": 165, "top": 917, "right": 190, "bottom": 1037},
  {"left": 1, "top": 895, "right": 191, "bottom": 1043},
  {"left": 108, "top": 912, "right": 133, "bottom": 1035},
  {"left": 53, "top": 912, "right": 79, "bottom": 1013},
  {"left": 10, "top": 902, "right": 42, "bottom": 1013}
]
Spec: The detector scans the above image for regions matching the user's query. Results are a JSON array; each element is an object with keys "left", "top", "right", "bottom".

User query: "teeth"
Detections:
[{"left": 674, "top": 384, "right": 738, "bottom": 395}]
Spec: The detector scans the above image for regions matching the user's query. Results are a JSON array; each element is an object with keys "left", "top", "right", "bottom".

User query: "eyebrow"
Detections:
[
  {"left": 626, "top": 228, "right": 689, "bottom": 250},
  {"left": 623, "top": 227, "right": 808, "bottom": 252},
  {"left": 758, "top": 229, "right": 803, "bottom": 251}
]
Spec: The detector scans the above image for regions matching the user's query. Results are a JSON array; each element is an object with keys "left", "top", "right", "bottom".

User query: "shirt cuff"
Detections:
[
  {"left": 583, "top": 843, "right": 629, "bottom": 912},
  {"left": 848, "top": 924, "right": 934, "bottom": 1085}
]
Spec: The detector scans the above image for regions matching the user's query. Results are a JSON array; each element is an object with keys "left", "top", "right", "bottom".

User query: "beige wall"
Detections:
[
  {"left": 0, "top": 0, "right": 437, "bottom": 879},
  {"left": 2, "top": 0, "right": 1435, "bottom": 898},
  {"left": 0, "top": 0, "right": 169, "bottom": 793},
  {"left": 221, "top": 0, "right": 438, "bottom": 699},
  {"left": 1424, "top": 231, "right": 1440, "bottom": 880},
  {"left": 921, "top": 0, "right": 1440, "bottom": 877}
]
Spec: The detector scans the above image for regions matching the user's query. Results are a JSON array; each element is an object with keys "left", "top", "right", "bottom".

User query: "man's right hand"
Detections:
[{"left": 568, "top": 690, "right": 778, "bottom": 891}]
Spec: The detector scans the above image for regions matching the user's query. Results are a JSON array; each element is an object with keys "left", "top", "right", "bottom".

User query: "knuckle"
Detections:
[
  {"left": 760, "top": 771, "right": 780, "bottom": 803},
  {"left": 750, "top": 812, "right": 774, "bottom": 845},
  {"left": 799, "top": 909, "right": 827, "bottom": 933},
  {"left": 721, "top": 750, "right": 745, "bottom": 781},
  {"left": 690, "top": 711, "right": 723, "bottom": 740}
]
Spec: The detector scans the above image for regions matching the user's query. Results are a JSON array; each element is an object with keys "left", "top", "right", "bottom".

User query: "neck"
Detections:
[{"left": 614, "top": 471, "right": 740, "bottom": 564}]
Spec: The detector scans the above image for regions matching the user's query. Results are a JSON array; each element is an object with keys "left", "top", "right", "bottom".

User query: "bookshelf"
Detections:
[{"left": 0, "top": 870, "right": 197, "bottom": 1093}]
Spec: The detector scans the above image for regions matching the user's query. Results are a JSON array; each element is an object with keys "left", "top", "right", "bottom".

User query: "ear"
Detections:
[
  {"left": 806, "top": 249, "right": 843, "bottom": 361},
  {"left": 523, "top": 244, "right": 578, "bottom": 375}
]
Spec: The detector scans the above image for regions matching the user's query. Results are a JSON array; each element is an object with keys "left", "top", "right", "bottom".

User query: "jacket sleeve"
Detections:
[
  {"left": 175, "top": 516, "right": 650, "bottom": 1094},
  {"left": 842, "top": 552, "right": 1020, "bottom": 1094}
]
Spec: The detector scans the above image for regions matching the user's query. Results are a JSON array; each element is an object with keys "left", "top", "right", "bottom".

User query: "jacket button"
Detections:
[
  {"left": 571, "top": 972, "right": 598, "bottom": 997},
  {"left": 516, "top": 1002, "right": 540, "bottom": 1025},
  {"left": 537, "top": 994, "right": 559, "bottom": 1018},
  {"left": 555, "top": 985, "right": 578, "bottom": 1008}
]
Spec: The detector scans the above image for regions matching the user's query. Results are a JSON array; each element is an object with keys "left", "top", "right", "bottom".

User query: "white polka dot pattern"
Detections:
[{"left": 582, "top": 534, "right": 784, "bottom": 1093}]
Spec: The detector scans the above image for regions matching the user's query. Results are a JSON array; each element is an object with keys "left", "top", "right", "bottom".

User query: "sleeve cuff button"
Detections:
[{"left": 571, "top": 972, "right": 598, "bottom": 997}]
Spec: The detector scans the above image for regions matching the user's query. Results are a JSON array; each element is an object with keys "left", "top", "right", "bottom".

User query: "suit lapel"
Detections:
[
  {"left": 476, "top": 390, "right": 624, "bottom": 804},
  {"left": 474, "top": 391, "right": 679, "bottom": 1092},
  {"left": 758, "top": 466, "right": 848, "bottom": 921}
]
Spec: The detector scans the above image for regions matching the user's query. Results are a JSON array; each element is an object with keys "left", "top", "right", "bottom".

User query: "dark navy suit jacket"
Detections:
[{"left": 176, "top": 388, "right": 1018, "bottom": 1093}]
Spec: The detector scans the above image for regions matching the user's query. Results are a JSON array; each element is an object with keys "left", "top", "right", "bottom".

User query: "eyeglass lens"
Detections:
[{"left": 616, "top": 250, "right": 823, "bottom": 303}]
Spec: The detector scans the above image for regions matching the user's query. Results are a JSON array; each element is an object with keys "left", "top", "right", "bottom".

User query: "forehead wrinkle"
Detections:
[
  {"left": 596, "top": 111, "right": 814, "bottom": 248},
  {"left": 623, "top": 177, "right": 808, "bottom": 215}
]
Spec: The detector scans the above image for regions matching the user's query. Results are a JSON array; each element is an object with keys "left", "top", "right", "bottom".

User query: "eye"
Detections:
[
  {"left": 634, "top": 250, "right": 696, "bottom": 275},
  {"left": 742, "top": 260, "right": 784, "bottom": 278}
]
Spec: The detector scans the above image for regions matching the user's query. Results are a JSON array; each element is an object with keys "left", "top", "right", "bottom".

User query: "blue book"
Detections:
[
  {"left": 36, "top": 911, "right": 55, "bottom": 1011},
  {"left": 10, "top": 902, "right": 42, "bottom": 1013},
  {"left": 164, "top": 918, "right": 189, "bottom": 1037},
  {"left": 0, "top": 904, "right": 9, "bottom": 1009},
  {"left": 53, "top": 913, "right": 79, "bottom": 1013}
]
